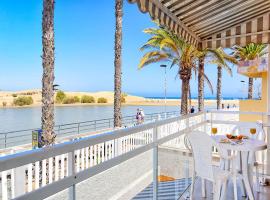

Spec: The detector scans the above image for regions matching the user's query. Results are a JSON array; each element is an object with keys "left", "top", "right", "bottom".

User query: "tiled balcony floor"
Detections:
[
  {"left": 132, "top": 178, "right": 191, "bottom": 200},
  {"left": 181, "top": 178, "right": 270, "bottom": 200}
]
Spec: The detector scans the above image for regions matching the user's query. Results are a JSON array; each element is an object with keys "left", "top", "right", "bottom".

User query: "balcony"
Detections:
[{"left": 0, "top": 110, "right": 269, "bottom": 200}]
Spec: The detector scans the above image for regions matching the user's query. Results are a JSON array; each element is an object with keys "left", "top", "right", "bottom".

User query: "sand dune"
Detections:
[{"left": 0, "top": 89, "right": 239, "bottom": 108}]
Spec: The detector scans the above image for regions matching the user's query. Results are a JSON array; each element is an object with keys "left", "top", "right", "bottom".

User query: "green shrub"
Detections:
[
  {"left": 74, "top": 96, "right": 80, "bottom": 103},
  {"left": 81, "top": 95, "right": 95, "bottom": 103},
  {"left": 12, "top": 94, "right": 17, "bottom": 98},
  {"left": 56, "top": 91, "right": 66, "bottom": 103},
  {"left": 62, "top": 96, "right": 76, "bottom": 104},
  {"left": 121, "top": 94, "right": 126, "bottom": 103},
  {"left": 13, "top": 96, "right": 33, "bottom": 106},
  {"left": 97, "top": 97, "right": 108, "bottom": 103}
]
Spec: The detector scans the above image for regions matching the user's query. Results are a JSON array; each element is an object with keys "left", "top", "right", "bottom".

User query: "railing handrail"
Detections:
[
  {"left": 0, "top": 112, "right": 202, "bottom": 172},
  {"left": 207, "top": 109, "right": 270, "bottom": 116},
  {"left": 0, "top": 110, "right": 179, "bottom": 135}
]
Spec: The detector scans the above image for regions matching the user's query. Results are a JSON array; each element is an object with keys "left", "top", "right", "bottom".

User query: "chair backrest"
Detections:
[
  {"left": 232, "top": 122, "right": 265, "bottom": 141},
  {"left": 187, "top": 131, "right": 214, "bottom": 181}
]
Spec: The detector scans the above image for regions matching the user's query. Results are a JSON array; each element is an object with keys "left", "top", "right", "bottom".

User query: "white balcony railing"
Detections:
[{"left": 0, "top": 110, "right": 269, "bottom": 200}]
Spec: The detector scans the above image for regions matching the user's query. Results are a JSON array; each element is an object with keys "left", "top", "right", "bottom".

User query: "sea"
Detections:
[{"left": 0, "top": 96, "right": 239, "bottom": 133}]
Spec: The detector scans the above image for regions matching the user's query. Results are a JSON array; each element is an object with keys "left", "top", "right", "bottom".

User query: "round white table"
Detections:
[{"left": 212, "top": 135, "right": 267, "bottom": 200}]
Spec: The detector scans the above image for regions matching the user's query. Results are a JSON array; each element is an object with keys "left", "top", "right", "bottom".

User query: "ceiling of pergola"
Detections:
[
  {"left": 129, "top": 0, "right": 270, "bottom": 48},
  {"left": 161, "top": 0, "right": 270, "bottom": 39}
]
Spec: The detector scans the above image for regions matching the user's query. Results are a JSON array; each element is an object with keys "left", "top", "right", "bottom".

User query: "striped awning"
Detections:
[{"left": 128, "top": 0, "right": 270, "bottom": 48}]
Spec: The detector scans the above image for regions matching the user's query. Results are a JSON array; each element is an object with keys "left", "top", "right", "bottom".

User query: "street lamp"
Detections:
[
  {"left": 240, "top": 80, "right": 245, "bottom": 99},
  {"left": 160, "top": 64, "right": 167, "bottom": 115},
  {"left": 53, "top": 84, "right": 60, "bottom": 92}
]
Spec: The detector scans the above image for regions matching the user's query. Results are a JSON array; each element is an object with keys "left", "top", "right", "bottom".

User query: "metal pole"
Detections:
[
  {"left": 267, "top": 44, "right": 270, "bottom": 178},
  {"left": 160, "top": 65, "right": 167, "bottom": 118},
  {"left": 153, "top": 123, "right": 158, "bottom": 200},
  {"left": 165, "top": 66, "right": 167, "bottom": 115},
  {"left": 5, "top": 133, "right": 7, "bottom": 149},
  {"left": 77, "top": 123, "right": 80, "bottom": 135}
]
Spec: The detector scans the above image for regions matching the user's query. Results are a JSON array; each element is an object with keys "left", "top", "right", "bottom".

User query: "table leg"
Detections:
[{"left": 242, "top": 151, "right": 254, "bottom": 200}]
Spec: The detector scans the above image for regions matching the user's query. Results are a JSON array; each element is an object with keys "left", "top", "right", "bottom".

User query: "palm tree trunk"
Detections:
[
  {"left": 41, "top": 0, "right": 55, "bottom": 146},
  {"left": 114, "top": 0, "right": 123, "bottom": 128},
  {"left": 180, "top": 68, "right": 191, "bottom": 115},
  {"left": 216, "top": 65, "right": 222, "bottom": 110},
  {"left": 198, "top": 57, "right": 204, "bottom": 111},
  {"left": 248, "top": 77, "right": 253, "bottom": 99}
]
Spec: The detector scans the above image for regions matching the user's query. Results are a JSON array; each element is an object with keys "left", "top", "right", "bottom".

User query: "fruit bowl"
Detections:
[{"left": 226, "top": 134, "right": 243, "bottom": 141}]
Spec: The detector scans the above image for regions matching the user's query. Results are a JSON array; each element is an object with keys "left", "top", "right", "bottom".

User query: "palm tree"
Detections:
[
  {"left": 197, "top": 57, "right": 204, "bottom": 111},
  {"left": 232, "top": 43, "right": 267, "bottom": 99},
  {"left": 41, "top": 0, "right": 56, "bottom": 146},
  {"left": 210, "top": 48, "right": 237, "bottom": 109},
  {"left": 114, "top": 0, "right": 123, "bottom": 127},
  {"left": 139, "top": 27, "right": 222, "bottom": 115}
]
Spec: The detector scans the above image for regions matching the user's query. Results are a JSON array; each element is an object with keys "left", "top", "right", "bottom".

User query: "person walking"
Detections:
[
  {"left": 136, "top": 108, "right": 142, "bottom": 125},
  {"left": 190, "top": 106, "right": 195, "bottom": 113},
  {"left": 140, "top": 109, "right": 145, "bottom": 123}
]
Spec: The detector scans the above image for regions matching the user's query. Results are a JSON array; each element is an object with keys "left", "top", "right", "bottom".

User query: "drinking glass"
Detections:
[
  {"left": 250, "top": 128, "right": 256, "bottom": 135},
  {"left": 250, "top": 128, "right": 256, "bottom": 139},
  {"left": 212, "top": 127, "right": 218, "bottom": 136}
]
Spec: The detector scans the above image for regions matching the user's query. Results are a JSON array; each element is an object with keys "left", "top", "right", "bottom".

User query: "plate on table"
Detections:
[
  {"left": 219, "top": 138, "right": 231, "bottom": 144},
  {"left": 226, "top": 134, "right": 244, "bottom": 145}
]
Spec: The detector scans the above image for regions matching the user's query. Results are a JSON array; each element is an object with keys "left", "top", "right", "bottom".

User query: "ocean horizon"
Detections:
[{"left": 145, "top": 96, "right": 245, "bottom": 100}]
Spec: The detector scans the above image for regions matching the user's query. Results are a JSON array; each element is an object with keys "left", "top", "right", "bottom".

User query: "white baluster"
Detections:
[
  {"left": 90, "top": 146, "right": 93, "bottom": 167},
  {"left": 128, "top": 135, "right": 131, "bottom": 151},
  {"left": 61, "top": 154, "right": 65, "bottom": 179},
  {"left": 76, "top": 150, "right": 80, "bottom": 172},
  {"left": 55, "top": 156, "right": 59, "bottom": 181},
  {"left": 42, "top": 159, "right": 47, "bottom": 186},
  {"left": 2, "top": 170, "right": 8, "bottom": 200},
  {"left": 98, "top": 144, "right": 101, "bottom": 164},
  {"left": 28, "top": 164, "right": 33, "bottom": 192},
  {"left": 11, "top": 165, "right": 25, "bottom": 198},
  {"left": 105, "top": 142, "right": 108, "bottom": 161},
  {"left": 48, "top": 157, "right": 53, "bottom": 184},
  {"left": 101, "top": 143, "right": 105, "bottom": 162},
  {"left": 35, "top": 161, "right": 39, "bottom": 189},
  {"left": 81, "top": 148, "right": 85, "bottom": 170},
  {"left": 94, "top": 145, "right": 97, "bottom": 165},
  {"left": 111, "top": 141, "right": 114, "bottom": 158},
  {"left": 85, "top": 147, "right": 89, "bottom": 168}
]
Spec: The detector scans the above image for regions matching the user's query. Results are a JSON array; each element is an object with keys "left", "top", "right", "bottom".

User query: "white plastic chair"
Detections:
[
  {"left": 231, "top": 122, "right": 266, "bottom": 192},
  {"left": 187, "top": 131, "right": 232, "bottom": 200}
]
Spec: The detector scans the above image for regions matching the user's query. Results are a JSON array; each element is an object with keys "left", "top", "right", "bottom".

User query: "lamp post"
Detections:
[
  {"left": 160, "top": 65, "right": 167, "bottom": 115},
  {"left": 53, "top": 84, "right": 59, "bottom": 92},
  {"left": 240, "top": 80, "right": 245, "bottom": 99}
]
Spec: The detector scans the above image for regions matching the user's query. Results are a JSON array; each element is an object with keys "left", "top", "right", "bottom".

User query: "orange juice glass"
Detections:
[{"left": 212, "top": 127, "right": 218, "bottom": 135}]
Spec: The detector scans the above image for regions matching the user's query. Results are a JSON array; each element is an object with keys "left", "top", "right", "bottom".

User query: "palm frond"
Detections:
[
  {"left": 203, "top": 73, "right": 214, "bottom": 94},
  {"left": 139, "top": 51, "right": 170, "bottom": 69}
]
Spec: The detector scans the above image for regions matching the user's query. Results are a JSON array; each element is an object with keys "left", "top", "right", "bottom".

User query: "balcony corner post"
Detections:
[
  {"left": 267, "top": 44, "right": 270, "bottom": 179},
  {"left": 153, "top": 123, "right": 158, "bottom": 200},
  {"left": 68, "top": 151, "right": 76, "bottom": 200}
]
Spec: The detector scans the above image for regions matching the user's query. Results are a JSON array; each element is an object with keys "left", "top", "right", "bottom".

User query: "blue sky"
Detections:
[{"left": 0, "top": 0, "right": 259, "bottom": 98}]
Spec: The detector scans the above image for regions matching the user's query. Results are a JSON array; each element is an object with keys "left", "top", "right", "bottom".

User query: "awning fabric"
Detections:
[
  {"left": 129, "top": 0, "right": 270, "bottom": 48},
  {"left": 128, "top": 0, "right": 200, "bottom": 47}
]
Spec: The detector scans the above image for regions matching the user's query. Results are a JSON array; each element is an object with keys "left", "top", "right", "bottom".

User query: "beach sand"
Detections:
[{"left": 0, "top": 89, "right": 239, "bottom": 108}]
